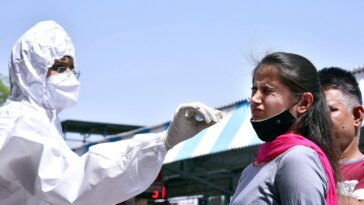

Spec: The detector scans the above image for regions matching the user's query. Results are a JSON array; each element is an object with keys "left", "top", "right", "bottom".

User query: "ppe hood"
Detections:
[{"left": 8, "top": 20, "right": 75, "bottom": 109}]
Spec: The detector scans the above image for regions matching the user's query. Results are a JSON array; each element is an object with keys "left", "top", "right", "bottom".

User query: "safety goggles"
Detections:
[{"left": 50, "top": 65, "right": 81, "bottom": 79}]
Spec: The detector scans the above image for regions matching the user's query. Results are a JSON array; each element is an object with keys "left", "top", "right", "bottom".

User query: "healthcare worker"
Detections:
[{"left": 0, "top": 20, "right": 223, "bottom": 205}]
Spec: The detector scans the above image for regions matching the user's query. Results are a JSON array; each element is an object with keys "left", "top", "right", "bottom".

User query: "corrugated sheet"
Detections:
[
  {"left": 164, "top": 100, "right": 261, "bottom": 163},
  {"left": 73, "top": 99, "right": 263, "bottom": 164}
]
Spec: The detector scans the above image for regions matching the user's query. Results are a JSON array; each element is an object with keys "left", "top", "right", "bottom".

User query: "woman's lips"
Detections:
[{"left": 251, "top": 107, "right": 263, "bottom": 118}]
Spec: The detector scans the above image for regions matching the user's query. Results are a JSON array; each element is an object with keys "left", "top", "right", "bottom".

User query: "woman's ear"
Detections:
[{"left": 297, "top": 92, "right": 314, "bottom": 115}]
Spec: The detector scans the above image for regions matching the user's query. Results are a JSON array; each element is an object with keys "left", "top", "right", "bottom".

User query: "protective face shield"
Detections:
[{"left": 45, "top": 71, "right": 80, "bottom": 113}]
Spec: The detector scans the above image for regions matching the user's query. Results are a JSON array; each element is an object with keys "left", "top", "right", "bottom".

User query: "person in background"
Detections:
[
  {"left": 230, "top": 52, "right": 340, "bottom": 205},
  {"left": 0, "top": 20, "right": 223, "bottom": 205},
  {"left": 319, "top": 67, "right": 364, "bottom": 204}
]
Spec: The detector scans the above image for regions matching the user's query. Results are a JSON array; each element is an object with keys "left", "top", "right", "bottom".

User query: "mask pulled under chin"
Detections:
[
  {"left": 250, "top": 109, "right": 297, "bottom": 142},
  {"left": 45, "top": 72, "right": 80, "bottom": 113}
]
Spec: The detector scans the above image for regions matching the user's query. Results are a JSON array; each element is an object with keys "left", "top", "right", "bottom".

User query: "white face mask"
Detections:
[{"left": 45, "top": 72, "right": 80, "bottom": 113}]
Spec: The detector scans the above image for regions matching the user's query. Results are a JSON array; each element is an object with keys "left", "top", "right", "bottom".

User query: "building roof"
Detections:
[
  {"left": 350, "top": 65, "right": 364, "bottom": 75},
  {"left": 62, "top": 119, "right": 142, "bottom": 136},
  {"left": 72, "top": 99, "right": 263, "bottom": 164}
]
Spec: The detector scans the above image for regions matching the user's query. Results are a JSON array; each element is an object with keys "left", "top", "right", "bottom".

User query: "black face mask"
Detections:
[{"left": 250, "top": 109, "right": 297, "bottom": 142}]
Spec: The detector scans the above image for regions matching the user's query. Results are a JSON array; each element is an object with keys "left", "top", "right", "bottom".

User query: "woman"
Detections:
[{"left": 230, "top": 52, "right": 340, "bottom": 204}]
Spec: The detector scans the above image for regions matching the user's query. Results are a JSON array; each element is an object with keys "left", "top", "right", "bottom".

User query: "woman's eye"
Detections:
[
  {"left": 251, "top": 87, "right": 257, "bottom": 95},
  {"left": 262, "top": 87, "right": 271, "bottom": 94}
]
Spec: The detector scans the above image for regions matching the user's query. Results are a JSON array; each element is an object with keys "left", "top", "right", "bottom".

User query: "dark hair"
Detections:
[
  {"left": 319, "top": 67, "right": 362, "bottom": 105},
  {"left": 51, "top": 55, "right": 74, "bottom": 70},
  {"left": 253, "top": 52, "right": 340, "bottom": 181}
]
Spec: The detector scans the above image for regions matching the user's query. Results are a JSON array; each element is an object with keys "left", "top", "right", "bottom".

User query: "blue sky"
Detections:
[{"left": 1, "top": 0, "right": 363, "bottom": 128}]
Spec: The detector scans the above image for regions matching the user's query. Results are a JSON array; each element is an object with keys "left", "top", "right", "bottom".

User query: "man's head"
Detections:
[
  {"left": 319, "top": 67, "right": 364, "bottom": 153},
  {"left": 8, "top": 20, "right": 77, "bottom": 110}
]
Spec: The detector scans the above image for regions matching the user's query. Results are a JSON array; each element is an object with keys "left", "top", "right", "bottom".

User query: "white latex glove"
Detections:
[{"left": 163, "top": 102, "right": 224, "bottom": 150}]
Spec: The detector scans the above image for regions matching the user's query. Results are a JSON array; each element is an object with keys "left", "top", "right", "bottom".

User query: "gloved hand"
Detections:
[{"left": 163, "top": 102, "right": 224, "bottom": 150}]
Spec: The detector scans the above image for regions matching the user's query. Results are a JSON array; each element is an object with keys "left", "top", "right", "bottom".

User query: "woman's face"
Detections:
[{"left": 250, "top": 64, "right": 294, "bottom": 121}]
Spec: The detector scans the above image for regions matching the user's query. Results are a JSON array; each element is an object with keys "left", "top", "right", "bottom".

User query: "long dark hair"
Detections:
[{"left": 253, "top": 52, "right": 340, "bottom": 181}]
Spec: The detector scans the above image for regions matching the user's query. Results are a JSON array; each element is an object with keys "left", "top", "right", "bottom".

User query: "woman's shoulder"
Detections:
[
  {"left": 276, "top": 145, "right": 325, "bottom": 174},
  {"left": 276, "top": 145, "right": 327, "bottom": 183},
  {"left": 278, "top": 145, "right": 320, "bottom": 162},
  {"left": 274, "top": 147, "right": 328, "bottom": 203}
]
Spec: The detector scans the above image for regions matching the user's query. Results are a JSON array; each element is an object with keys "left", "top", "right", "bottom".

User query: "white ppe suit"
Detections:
[{"left": 0, "top": 21, "right": 222, "bottom": 205}]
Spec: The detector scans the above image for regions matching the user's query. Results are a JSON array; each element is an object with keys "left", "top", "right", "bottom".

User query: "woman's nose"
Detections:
[{"left": 250, "top": 91, "right": 262, "bottom": 104}]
